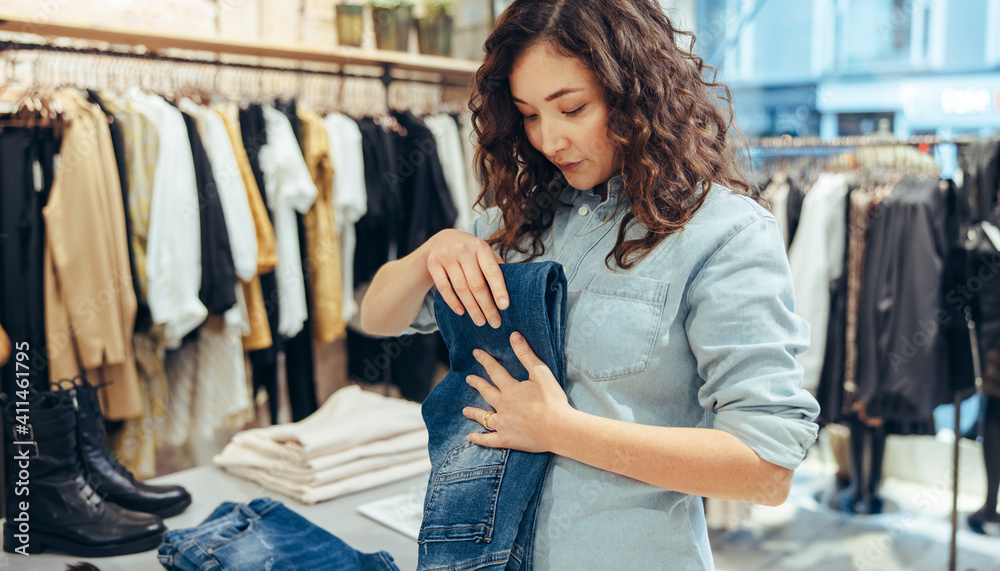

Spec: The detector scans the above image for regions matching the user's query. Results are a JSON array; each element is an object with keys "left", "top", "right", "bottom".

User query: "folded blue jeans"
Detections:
[
  {"left": 157, "top": 498, "right": 399, "bottom": 571},
  {"left": 418, "top": 262, "right": 568, "bottom": 571}
]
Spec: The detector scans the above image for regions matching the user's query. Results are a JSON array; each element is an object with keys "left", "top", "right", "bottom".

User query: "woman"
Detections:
[{"left": 361, "top": 0, "right": 820, "bottom": 568}]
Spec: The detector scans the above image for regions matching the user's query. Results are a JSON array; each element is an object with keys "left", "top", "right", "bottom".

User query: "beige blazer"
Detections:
[{"left": 44, "top": 89, "right": 141, "bottom": 420}]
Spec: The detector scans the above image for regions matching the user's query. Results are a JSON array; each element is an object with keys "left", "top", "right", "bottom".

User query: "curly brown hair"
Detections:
[{"left": 470, "top": 0, "right": 751, "bottom": 269}]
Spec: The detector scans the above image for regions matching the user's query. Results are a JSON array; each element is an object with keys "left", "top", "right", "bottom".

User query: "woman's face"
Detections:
[{"left": 509, "top": 42, "right": 617, "bottom": 192}]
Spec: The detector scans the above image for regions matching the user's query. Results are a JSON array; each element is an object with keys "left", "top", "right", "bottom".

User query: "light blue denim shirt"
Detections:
[{"left": 408, "top": 175, "right": 820, "bottom": 570}]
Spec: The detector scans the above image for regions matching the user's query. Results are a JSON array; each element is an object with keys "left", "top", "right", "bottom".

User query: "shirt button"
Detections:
[{"left": 578, "top": 206, "right": 589, "bottom": 216}]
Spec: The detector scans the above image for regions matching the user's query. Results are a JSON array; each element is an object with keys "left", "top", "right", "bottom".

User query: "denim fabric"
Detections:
[
  {"left": 409, "top": 177, "right": 820, "bottom": 570},
  {"left": 157, "top": 498, "right": 399, "bottom": 571},
  {"left": 418, "top": 262, "right": 568, "bottom": 571}
]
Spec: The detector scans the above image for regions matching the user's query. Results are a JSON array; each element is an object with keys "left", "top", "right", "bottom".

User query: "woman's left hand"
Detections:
[{"left": 462, "top": 331, "right": 573, "bottom": 453}]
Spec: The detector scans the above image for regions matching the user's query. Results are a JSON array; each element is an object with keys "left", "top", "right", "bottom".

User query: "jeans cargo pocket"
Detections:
[
  {"left": 418, "top": 442, "right": 509, "bottom": 544},
  {"left": 565, "top": 274, "right": 669, "bottom": 380}
]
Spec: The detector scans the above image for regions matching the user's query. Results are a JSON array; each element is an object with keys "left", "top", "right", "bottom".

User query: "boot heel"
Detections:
[{"left": 2, "top": 523, "right": 46, "bottom": 554}]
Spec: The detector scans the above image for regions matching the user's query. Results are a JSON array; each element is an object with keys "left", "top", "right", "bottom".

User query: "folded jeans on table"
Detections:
[{"left": 158, "top": 498, "right": 399, "bottom": 571}]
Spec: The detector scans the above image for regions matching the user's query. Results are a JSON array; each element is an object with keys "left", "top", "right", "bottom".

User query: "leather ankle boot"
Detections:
[
  {"left": 51, "top": 376, "right": 191, "bottom": 518},
  {"left": 2, "top": 390, "right": 166, "bottom": 556}
]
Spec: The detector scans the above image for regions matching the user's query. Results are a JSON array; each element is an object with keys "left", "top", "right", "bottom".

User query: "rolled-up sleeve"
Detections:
[{"left": 686, "top": 215, "right": 820, "bottom": 470}]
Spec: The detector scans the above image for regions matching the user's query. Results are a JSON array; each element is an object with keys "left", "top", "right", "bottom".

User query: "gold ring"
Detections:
[{"left": 482, "top": 411, "right": 495, "bottom": 431}]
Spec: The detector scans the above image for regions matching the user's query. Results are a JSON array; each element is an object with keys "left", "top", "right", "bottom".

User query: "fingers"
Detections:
[
  {"left": 467, "top": 431, "right": 503, "bottom": 448},
  {"left": 465, "top": 374, "right": 500, "bottom": 405},
  {"left": 479, "top": 248, "right": 510, "bottom": 312},
  {"left": 510, "top": 332, "right": 553, "bottom": 382},
  {"left": 425, "top": 233, "right": 508, "bottom": 327},
  {"left": 461, "top": 258, "right": 502, "bottom": 328},
  {"left": 428, "top": 264, "right": 464, "bottom": 316},
  {"left": 463, "top": 406, "right": 497, "bottom": 430},
  {"left": 473, "top": 349, "right": 516, "bottom": 389},
  {"left": 443, "top": 261, "right": 488, "bottom": 326}
]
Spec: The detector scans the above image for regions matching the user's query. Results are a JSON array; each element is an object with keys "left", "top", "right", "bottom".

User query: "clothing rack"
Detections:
[{"left": 754, "top": 134, "right": 981, "bottom": 571}]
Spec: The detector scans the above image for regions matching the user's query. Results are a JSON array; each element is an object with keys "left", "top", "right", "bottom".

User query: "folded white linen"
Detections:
[
  {"left": 214, "top": 440, "right": 428, "bottom": 485},
  {"left": 230, "top": 385, "right": 425, "bottom": 460},
  {"left": 219, "top": 429, "right": 429, "bottom": 475},
  {"left": 222, "top": 457, "right": 431, "bottom": 505}
]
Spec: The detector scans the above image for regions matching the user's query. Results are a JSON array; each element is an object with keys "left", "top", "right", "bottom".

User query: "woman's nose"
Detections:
[{"left": 538, "top": 118, "right": 569, "bottom": 158}]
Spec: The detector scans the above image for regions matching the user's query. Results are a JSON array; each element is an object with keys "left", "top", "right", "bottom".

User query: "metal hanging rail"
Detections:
[
  {"left": 0, "top": 40, "right": 471, "bottom": 90},
  {"left": 750, "top": 134, "right": 968, "bottom": 148}
]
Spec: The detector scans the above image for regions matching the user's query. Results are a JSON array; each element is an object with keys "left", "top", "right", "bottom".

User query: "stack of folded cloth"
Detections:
[
  {"left": 158, "top": 498, "right": 400, "bottom": 570},
  {"left": 214, "top": 386, "right": 431, "bottom": 504}
]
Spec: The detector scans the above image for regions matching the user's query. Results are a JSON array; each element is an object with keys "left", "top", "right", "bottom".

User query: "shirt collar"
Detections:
[{"left": 574, "top": 173, "right": 626, "bottom": 203}]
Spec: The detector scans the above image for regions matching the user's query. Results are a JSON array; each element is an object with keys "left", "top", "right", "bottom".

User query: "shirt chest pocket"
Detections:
[{"left": 566, "top": 274, "right": 670, "bottom": 381}]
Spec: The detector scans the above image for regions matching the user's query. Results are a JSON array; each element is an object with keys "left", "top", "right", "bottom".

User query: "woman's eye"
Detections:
[
  {"left": 565, "top": 105, "right": 586, "bottom": 116},
  {"left": 523, "top": 114, "right": 538, "bottom": 121}
]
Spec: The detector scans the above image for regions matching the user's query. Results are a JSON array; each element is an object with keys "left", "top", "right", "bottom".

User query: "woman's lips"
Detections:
[{"left": 558, "top": 160, "right": 583, "bottom": 172}]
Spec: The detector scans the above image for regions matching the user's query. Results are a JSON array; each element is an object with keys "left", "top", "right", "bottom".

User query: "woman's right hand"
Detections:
[{"left": 423, "top": 229, "right": 509, "bottom": 329}]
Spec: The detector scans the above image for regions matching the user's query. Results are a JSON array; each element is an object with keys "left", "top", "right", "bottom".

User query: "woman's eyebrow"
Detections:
[{"left": 511, "top": 87, "right": 585, "bottom": 104}]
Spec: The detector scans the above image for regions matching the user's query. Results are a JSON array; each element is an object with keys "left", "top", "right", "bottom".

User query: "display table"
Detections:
[{"left": 0, "top": 465, "right": 425, "bottom": 570}]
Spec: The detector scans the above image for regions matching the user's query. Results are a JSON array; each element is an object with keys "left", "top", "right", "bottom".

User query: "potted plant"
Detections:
[
  {"left": 336, "top": 2, "right": 366, "bottom": 47},
  {"left": 368, "top": 0, "right": 416, "bottom": 52},
  {"left": 416, "top": 0, "right": 454, "bottom": 57}
]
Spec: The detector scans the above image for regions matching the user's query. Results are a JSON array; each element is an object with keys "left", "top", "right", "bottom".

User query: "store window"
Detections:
[
  {"left": 837, "top": 111, "right": 895, "bottom": 136},
  {"left": 697, "top": 0, "right": 732, "bottom": 67},
  {"left": 834, "top": 0, "right": 926, "bottom": 71}
]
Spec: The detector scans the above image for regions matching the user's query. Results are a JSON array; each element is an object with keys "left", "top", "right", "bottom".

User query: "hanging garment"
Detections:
[
  {"left": 110, "top": 330, "right": 170, "bottom": 479},
  {"left": 418, "top": 262, "right": 567, "bottom": 571},
  {"left": 458, "top": 112, "right": 481, "bottom": 211},
  {"left": 164, "top": 315, "right": 251, "bottom": 447},
  {"left": 127, "top": 89, "right": 206, "bottom": 350},
  {"left": 324, "top": 112, "right": 368, "bottom": 323},
  {"left": 760, "top": 174, "right": 791, "bottom": 247},
  {"left": 0, "top": 126, "right": 53, "bottom": 394},
  {"left": 274, "top": 99, "right": 302, "bottom": 147},
  {"left": 281, "top": 103, "right": 321, "bottom": 423},
  {"left": 786, "top": 178, "right": 806, "bottom": 246},
  {"left": 184, "top": 101, "right": 259, "bottom": 337},
  {"left": 855, "top": 176, "right": 950, "bottom": 426},
  {"left": 266, "top": 103, "right": 319, "bottom": 421},
  {"left": 88, "top": 90, "right": 147, "bottom": 333},
  {"left": 45, "top": 88, "right": 141, "bottom": 420},
  {"left": 392, "top": 110, "right": 458, "bottom": 258},
  {"left": 788, "top": 173, "right": 850, "bottom": 394},
  {"left": 259, "top": 105, "right": 317, "bottom": 339},
  {"left": 241, "top": 104, "right": 285, "bottom": 419},
  {"left": 354, "top": 117, "right": 402, "bottom": 286},
  {"left": 182, "top": 102, "right": 258, "bottom": 285},
  {"left": 298, "top": 108, "right": 346, "bottom": 343},
  {"left": 99, "top": 93, "right": 160, "bottom": 335},
  {"left": 347, "top": 119, "right": 401, "bottom": 391},
  {"left": 833, "top": 182, "right": 895, "bottom": 419},
  {"left": 180, "top": 110, "right": 238, "bottom": 319},
  {"left": 216, "top": 105, "right": 275, "bottom": 352},
  {"left": 99, "top": 93, "right": 171, "bottom": 477},
  {"left": 424, "top": 113, "right": 472, "bottom": 231}
]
